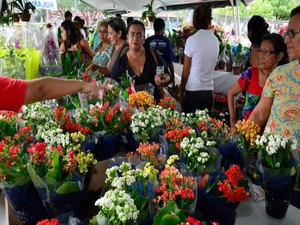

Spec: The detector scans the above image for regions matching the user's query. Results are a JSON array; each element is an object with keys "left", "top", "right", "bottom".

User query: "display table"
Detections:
[
  {"left": 5, "top": 196, "right": 300, "bottom": 225},
  {"left": 174, "top": 63, "right": 239, "bottom": 95},
  {"left": 236, "top": 198, "right": 300, "bottom": 225}
]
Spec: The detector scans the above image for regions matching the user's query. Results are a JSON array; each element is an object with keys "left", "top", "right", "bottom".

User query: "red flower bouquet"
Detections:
[
  {"left": 153, "top": 165, "right": 197, "bottom": 210},
  {"left": 89, "top": 101, "right": 123, "bottom": 135},
  {"left": 158, "top": 97, "right": 176, "bottom": 110},
  {"left": 199, "top": 164, "right": 249, "bottom": 203},
  {"left": 197, "top": 165, "right": 249, "bottom": 225},
  {"left": 37, "top": 218, "right": 59, "bottom": 225},
  {"left": 137, "top": 142, "right": 161, "bottom": 165},
  {"left": 164, "top": 127, "right": 194, "bottom": 151},
  {"left": 53, "top": 106, "right": 91, "bottom": 134},
  {"left": 0, "top": 124, "right": 33, "bottom": 185}
]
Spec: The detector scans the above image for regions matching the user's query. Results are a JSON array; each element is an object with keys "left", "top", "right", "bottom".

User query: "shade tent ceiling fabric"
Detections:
[{"left": 81, "top": 0, "right": 246, "bottom": 12}]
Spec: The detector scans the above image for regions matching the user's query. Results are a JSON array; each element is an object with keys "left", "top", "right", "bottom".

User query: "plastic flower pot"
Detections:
[
  {"left": 197, "top": 188, "right": 239, "bottom": 225},
  {"left": 232, "top": 66, "right": 242, "bottom": 75},
  {"left": 262, "top": 166, "right": 296, "bottom": 219},
  {"left": 92, "top": 134, "right": 121, "bottom": 161},
  {"left": 2, "top": 181, "right": 49, "bottom": 224},
  {"left": 226, "top": 62, "right": 232, "bottom": 72}
]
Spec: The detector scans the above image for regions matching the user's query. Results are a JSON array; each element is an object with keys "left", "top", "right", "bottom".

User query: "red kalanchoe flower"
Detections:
[{"left": 37, "top": 218, "right": 60, "bottom": 225}]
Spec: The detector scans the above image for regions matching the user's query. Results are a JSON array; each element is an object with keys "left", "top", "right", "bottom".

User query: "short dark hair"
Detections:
[
  {"left": 127, "top": 17, "right": 134, "bottom": 26},
  {"left": 154, "top": 18, "right": 165, "bottom": 32},
  {"left": 74, "top": 16, "right": 83, "bottom": 27},
  {"left": 115, "top": 13, "right": 121, "bottom": 18},
  {"left": 108, "top": 17, "right": 127, "bottom": 40},
  {"left": 248, "top": 15, "right": 269, "bottom": 45},
  {"left": 261, "top": 33, "right": 289, "bottom": 66},
  {"left": 291, "top": 6, "right": 300, "bottom": 17},
  {"left": 65, "top": 11, "right": 72, "bottom": 19},
  {"left": 127, "top": 20, "right": 145, "bottom": 34},
  {"left": 193, "top": 4, "right": 212, "bottom": 30}
]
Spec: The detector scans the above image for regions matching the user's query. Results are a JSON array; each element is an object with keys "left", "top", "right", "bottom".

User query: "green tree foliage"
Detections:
[
  {"left": 215, "top": 0, "right": 300, "bottom": 19},
  {"left": 56, "top": 0, "right": 99, "bottom": 26}
]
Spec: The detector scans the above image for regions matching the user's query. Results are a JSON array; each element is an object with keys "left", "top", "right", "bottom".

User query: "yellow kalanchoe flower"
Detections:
[
  {"left": 166, "top": 155, "right": 179, "bottom": 167},
  {"left": 76, "top": 152, "right": 97, "bottom": 174},
  {"left": 144, "top": 162, "right": 159, "bottom": 181},
  {"left": 236, "top": 120, "right": 260, "bottom": 147}
]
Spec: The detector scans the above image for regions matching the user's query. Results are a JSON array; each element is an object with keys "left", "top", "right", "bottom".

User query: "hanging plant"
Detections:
[{"left": 141, "top": 0, "right": 156, "bottom": 22}]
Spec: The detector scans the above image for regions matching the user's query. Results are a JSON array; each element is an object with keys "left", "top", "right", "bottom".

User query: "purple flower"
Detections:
[{"left": 15, "top": 40, "right": 21, "bottom": 49}]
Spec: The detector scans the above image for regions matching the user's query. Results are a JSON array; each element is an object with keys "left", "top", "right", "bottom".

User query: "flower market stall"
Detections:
[
  {"left": 1, "top": 1, "right": 300, "bottom": 225},
  {"left": 1, "top": 83, "right": 300, "bottom": 225}
]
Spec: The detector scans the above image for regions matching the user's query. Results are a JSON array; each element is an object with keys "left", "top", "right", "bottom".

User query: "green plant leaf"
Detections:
[
  {"left": 56, "top": 181, "right": 79, "bottom": 194},
  {"left": 153, "top": 201, "right": 176, "bottom": 225}
]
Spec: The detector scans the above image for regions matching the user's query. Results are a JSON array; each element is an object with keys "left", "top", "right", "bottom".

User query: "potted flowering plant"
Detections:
[
  {"left": 128, "top": 90, "right": 155, "bottom": 109},
  {"left": 231, "top": 44, "right": 250, "bottom": 75},
  {"left": 164, "top": 127, "right": 195, "bottom": 156},
  {"left": 152, "top": 156, "right": 198, "bottom": 224},
  {"left": 85, "top": 102, "right": 123, "bottom": 160},
  {"left": 27, "top": 136, "right": 96, "bottom": 217},
  {"left": 131, "top": 105, "right": 167, "bottom": 142},
  {"left": 37, "top": 218, "right": 60, "bottom": 225},
  {"left": 256, "top": 130, "right": 297, "bottom": 219},
  {"left": 11, "top": 0, "right": 36, "bottom": 22},
  {"left": 180, "top": 136, "right": 219, "bottom": 175},
  {"left": 53, "top": 106, "right": 91, "bottom": 134},
  {"left": 198, "top": 164, "right": 249, "bottom": 225},
  {"left": 92, "top": 161, "right": 158, "bottom": 225},
  {"left": 0, "top": 111, "right": 17, "bottom": 140},
  {"left": 158, "top": 97, "right": 176, "bottom": 110},
  {"left": 234, "top": 120, "right": 261, "bottom": 162},
  {"left": 136, "top": 142, "right": 162, "bottom": 166},
  {"left": 0, "top": 124, "right": 49, "bottom": 224}
]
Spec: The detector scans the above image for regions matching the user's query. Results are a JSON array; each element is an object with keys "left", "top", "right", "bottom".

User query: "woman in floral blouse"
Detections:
[{"left": 92, "top": 20, "right": 114, "bottom": 68}]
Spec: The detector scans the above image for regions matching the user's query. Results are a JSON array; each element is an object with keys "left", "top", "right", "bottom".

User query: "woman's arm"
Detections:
[
  {"left": 80, "top": 39, "right": 95, "bottom": 58},
  {"left": 60, "top": 42, "right": 66, "bottom": 54},
  {"left": 227, "top": 82, "right": 243, "bottom": 128},
  {"left": 86, "top": 64, "right": 110, "bottom": 76},
  {"left": 179, "top": 54, "right": 192, "bottom": 97},
  {"left": 248, "top": 95, "right": 273, "bottom": 128},
  {"left": 24, "top": 77, "right": 100, "bottom": 104}
]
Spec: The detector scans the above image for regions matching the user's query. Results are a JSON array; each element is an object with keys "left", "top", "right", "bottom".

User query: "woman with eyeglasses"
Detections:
[
  {"left": 242, "top": 15, "right": 270, "bottom": 72},
  {"left": 227, "top": 33, "right": 289, "bottom": 128},
  {"left": 92, "top": 20, "right": 114, "bottom": 68},
  {"left": 110, "top": 20, "right": 172, "bottom": 102},
  {"left": 86, "top": 17, "right": 128, "bottom": 76}
]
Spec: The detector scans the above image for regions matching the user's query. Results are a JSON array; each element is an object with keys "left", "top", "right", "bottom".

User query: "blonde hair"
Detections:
[{"left": 96, "top": 20, "right": 108, "bottom": 33}]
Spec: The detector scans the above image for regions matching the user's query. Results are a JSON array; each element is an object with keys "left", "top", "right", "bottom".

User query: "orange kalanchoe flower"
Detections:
[{"left": 128, "top": 91, "right": 154, "bottom": 108}]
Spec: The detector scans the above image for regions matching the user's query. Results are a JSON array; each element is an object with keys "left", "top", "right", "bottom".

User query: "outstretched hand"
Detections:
[{"left": 81, "top": 82, "right": 103, "bottom": 98}]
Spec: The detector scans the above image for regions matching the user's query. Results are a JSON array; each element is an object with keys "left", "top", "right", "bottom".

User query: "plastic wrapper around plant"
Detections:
[
  {"left": 0, "top": 23, "right": 44, "bottom": 80},
  {"left": 1, "top": 180, "right": 49, "bottom": 225},
  {"left": 27, "top": 163, "right": 86, "bottom": 218},
  {"left": 150, "top": 162, "right": 198, "bottom": 220},
  {"left": 39, "top": 25, "right": 63, "bottom": 77},
  {"left": 262, "top": 166, "right": 296, "bottom": 219}
]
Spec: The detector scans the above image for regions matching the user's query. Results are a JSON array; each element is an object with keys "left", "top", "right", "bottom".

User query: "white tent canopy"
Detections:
[{"left": 81, "top": 0, "right": 235, "bottom": 12}]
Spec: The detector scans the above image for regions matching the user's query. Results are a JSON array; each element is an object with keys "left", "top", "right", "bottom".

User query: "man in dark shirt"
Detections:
[{"left": 144, "top": 18, "right": 174, "bottom": 80}]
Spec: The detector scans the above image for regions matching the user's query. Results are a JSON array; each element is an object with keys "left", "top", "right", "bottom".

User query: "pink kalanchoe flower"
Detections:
[{"left": 98, "top": 89, "right": 105, "bottom": 100}]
